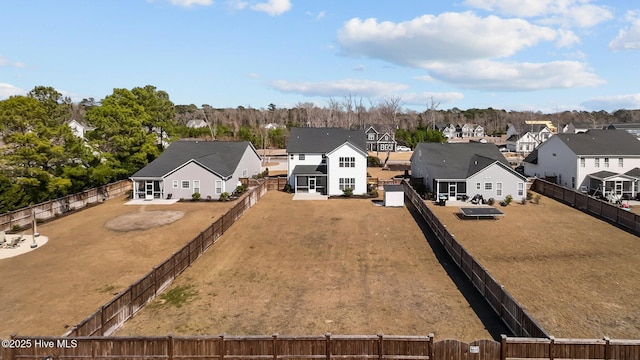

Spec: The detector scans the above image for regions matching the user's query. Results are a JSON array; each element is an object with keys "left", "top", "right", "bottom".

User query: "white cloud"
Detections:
[
  {"left": 250, "top": 0, "right": 291, "bottom": 16},
  {"left": 609, "top": 17, "right": 640, "bottom": 51},
  {"left": 425, "top": 60, "right": 605, "bottom": 91},
  {"left": 0, "top": 83, "right": 26, "bottom": 99},
  {"left": 462, "top": 0, "right": 612, "bottom": 28},
  {"left": 555, "top": 28, "right": 580, "bottom": 47},
  {"left": 582, "top": 94, "right": 640, "bottom": 111},
  {"left": 401, "top": 92, "right": 465, "bottom": 107},
  {"left": 337, "top": 12, "right": 558, "bottom": 67},
  {"left": 0, "top": 55, "right": 26, "bottom": 68},
  {"left": 316, "top": 11, "right": 326, "bottom": 21},
  {"left": 270, "top": 79, "right": 408, "bottom": 98}
]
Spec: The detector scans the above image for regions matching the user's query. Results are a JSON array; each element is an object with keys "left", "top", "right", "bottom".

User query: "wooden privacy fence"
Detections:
[
  {"left": 0, "top": 180, "right": 131, "bottom": 232},
  {"left": 530, "top": 179, "right": 640, "bottom": 236},
  {"left": 4, "top": 334, "right": 640, "bottom": 360},
  {"left": 62, "top": 181, "right": 268, "bottom": 337},
  {"left": 402, "top": 181, "right": 549, "bottom": 339}
]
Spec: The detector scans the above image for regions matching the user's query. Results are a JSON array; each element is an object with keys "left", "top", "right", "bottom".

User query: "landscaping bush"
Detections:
[
  {"left": 191, "top": 192, "right": 201, "bottom": 201},
  {"left": 342, "top": 187, "right": 354, "bottom": 197},
  {"left": 234, "top": 184, "right": 247, "bottom": 195},
  {"left": 486, "top": 198, "right": 495, "bottom": 205},
  {"left": 504, "top": 194, "right": 513, "bottom": 205},
  {"left": 219, "top": 192, "right": 231, "bottom": 201},
  {"left": 369, "top": 187, "right": 379, "bottom": 197},
  {"left": 367, "top": 156, "right": 382, "bottom": 167},
  {"left": 283, "top": 183, "right": 293, "bottom": 193},
  {"left": 532, "top": 194, "right": 541, "bottom": 204}
]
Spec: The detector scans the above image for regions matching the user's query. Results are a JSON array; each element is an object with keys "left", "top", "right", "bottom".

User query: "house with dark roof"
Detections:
[
  {"left": 410, "top": 142, "right": 527, "bottom": 201},
  {"left": 606, "top": 123, "right": 640, "bottom": 139},
  {"left": 287, "top": 127, "right": 368, "bottom": 196},
  {"left": 523, "top": 129, "right": 640, "bottom": 200},
  {"left": 505, "top": 123, "right": 553, "bottom": 153},
  {"left": 129, "top": 141, "right": 261, "bottom": 200},
  {"left": 364, "top": 124, "right": 397, "bottom": 152}
]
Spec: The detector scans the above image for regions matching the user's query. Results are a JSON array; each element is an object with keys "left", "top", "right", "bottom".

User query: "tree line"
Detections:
[{"left": 1, "top": 84, "right": 639, "bottom": 213}]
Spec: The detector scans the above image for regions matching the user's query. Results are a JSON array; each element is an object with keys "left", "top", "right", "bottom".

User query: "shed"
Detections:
[{"left": 383, "top": 184, "right": 404, "bottom": 207}]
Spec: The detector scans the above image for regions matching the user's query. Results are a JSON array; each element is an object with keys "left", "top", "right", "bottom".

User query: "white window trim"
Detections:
[
  {"left": 193, "top": 180, "right": 200, "bottom": 194},
  {"left": 517, "top": 182, "right": 524, "bottom": 196},
  {"left": 215, "top": 180, "right": 223, "bottom": 194},
  {"left": 496, "top": 182, "right": 503, "bottom": 196},
  {"left": 181, "top": 180, "right": 190, "bottom": 189},
  {"left": 173, "top": 180, "right": 179, "bottom": 188},
  {"left": 484, "top": 182, "right": 493, "bottom": 191}
]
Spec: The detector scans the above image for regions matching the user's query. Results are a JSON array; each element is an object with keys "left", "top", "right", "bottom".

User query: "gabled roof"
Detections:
[
  {"left": 607, "top": 123, "right": 640, "bottom": 130},
  {"left": 364, "top": 124, "right": 396, "bottom": 134},
  {"left": 131, "top": 141, "right": 257, "bottom": 179},
  {"left": 287, "top": 127, "right": 367, "bottom": 154},
  {"left": 553, "top": 129, "right": 640, "bottom": 156},
  {"left": 411, "top": 142, "right": 517, "bottom": 180},
  {"left": 625, "top": 167, "right": 640, "bottom": 178}
]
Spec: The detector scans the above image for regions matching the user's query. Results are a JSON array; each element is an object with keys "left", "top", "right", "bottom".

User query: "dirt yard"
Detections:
[
  {"left": 427, "top": 194, "right": 640, "bottom": 339},
  {"left": 117, "top": 191, "right": 495, "bottom": 341},
  {"left": 0, "top": 196, "right": 238, "bottom": 338}
]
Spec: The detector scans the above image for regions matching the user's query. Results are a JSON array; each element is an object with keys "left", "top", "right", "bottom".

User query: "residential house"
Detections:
[
  {"left": 130, "top": 141, "right": 261, "bottom": 200},
  {"left": 365, "top": 125, "right": 397, "bottom": 152},
  {"left": 438, "top": 123, "right": 457, "bottom": 139},
  {"left": 411, "top": 142, "right": 527, "bottom": 201},
  {"left": 559, "top": 121, "right": 593, "bottom": 134},
  {"left": 287, "top": 127, "right": 368, "bottom": 196},
  {"left": 505, "top": 123, "right": 553, "bottom": 153},
  {"left": 606, "top": 123, "right": 640, "bottom": 139},
  {"left": 67, "top": 119, "right": 95, "bottom": 139},
  {"left": 186, "top": 119, "right": 209, "bottom": 128},
  {"left": 461, "top": 124, "right": 485, "bottom": 138},
  {"left": 523, "top": 129, "right": 640, "bottom": 199}
]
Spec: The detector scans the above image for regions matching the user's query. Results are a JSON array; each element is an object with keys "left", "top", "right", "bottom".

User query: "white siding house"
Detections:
[
  {"left": 523, "top": 129, "right": 640, "bottom": 199},
  {"left": 130, "top": 141, "right": 261, "bottom": 200},
  {"left": 287, "top": 127, "right": 368, "bottom": 196}
]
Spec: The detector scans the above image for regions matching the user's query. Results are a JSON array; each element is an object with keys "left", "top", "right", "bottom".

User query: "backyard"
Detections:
[
  {"left": 0, "top": 196, "right": 238, "bottom": 338},
  {"left": 426, "top": 193, "right": 640, "bottom": 339}
]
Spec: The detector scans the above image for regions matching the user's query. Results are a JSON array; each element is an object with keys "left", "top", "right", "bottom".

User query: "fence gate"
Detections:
[{"left": 433, "top": 339, "right": 501, "bottom": 360}]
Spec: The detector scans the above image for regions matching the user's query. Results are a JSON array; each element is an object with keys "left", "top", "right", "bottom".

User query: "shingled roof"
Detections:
[
  {"left": 286, "top": 127, "right": 367, "bottom": 153},
  {"left": 131, "top": 141, "right": 257, "bottom": 179},
  {"left": 411, "top": 142, "right": 519, "bottom": 180},
  {"left": 553, "top": 129, "right": 640, "bottom": 155}
]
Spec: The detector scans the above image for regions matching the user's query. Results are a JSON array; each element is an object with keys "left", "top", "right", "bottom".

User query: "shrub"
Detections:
[
  {"left": 191, "top": 192, "right": 201, "bottom": 201},
  {"left": 504, "top": 195, "right": 513, "bottom": 205},
  {"left": 367, "top": 156, "right": 382, "bottom": 167},
  {"left": 219, "top": 192, "right": 231, "bottom": 201},
  {"left": 234, "top": 185, "right": 247, "bottom": 196},
  {"left": 533, "top": 194, "right": 541, "bottom": 204},
  {"left": 263, "top": 168, "right": 269, "bottom": 177},
  {"left": 283, "top": 184, "right": 293, "bottom": 193},
  {"left": 369, "top": 188, "right": 379, "bottom": 197},
  {"left": 342, "top": 187, "right": 354, "bottom": 197},
  {"left": 486, "top": 198, "right": 495, "bottom": 206}
]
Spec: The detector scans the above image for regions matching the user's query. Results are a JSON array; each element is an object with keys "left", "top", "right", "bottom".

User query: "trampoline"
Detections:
[{"left": 459, "top": 207, "right": 504, "bottom": 220}]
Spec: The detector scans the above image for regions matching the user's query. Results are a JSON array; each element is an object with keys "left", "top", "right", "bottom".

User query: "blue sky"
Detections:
[{"left": 1, "top": 0, "right": 640, "bottom": 113}]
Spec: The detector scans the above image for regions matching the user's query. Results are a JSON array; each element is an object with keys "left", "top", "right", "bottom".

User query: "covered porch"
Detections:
[
  {"left": 291, "top": 165, "right": 328, "bottom": 195},
  {"left": 434, "top": 179, "right": 467, "bottom": 201},
  {"left": 132, "top": 179, "right": 165, "bottom": 200},
  {"left": 587, "top": 171, "right": 638, "bottom": 201}
]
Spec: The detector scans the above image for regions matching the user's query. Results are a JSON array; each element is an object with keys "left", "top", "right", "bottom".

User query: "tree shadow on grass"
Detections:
[{"left": 406, "top": 200, "right": 512, "bottom": 341}]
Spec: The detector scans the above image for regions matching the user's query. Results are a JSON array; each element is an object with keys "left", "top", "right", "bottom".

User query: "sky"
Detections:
[{"left": 1, "top": 0, "right": 640, "bottom": 113}]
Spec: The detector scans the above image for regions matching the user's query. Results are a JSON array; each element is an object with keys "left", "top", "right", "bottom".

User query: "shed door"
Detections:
[{"left": 145, "top": 181, "right": 154, "bottom": 200}]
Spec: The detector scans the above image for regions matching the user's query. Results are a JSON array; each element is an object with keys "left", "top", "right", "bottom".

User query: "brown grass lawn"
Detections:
[
  {"left": 117, "top": 191, "right": 492, "bottom": 341},
  {"left": 427, "top": 194, "right": 640, "bottom": 339},
  {"left": 0, "top": 196, "right": 238, "bottom": 338}
]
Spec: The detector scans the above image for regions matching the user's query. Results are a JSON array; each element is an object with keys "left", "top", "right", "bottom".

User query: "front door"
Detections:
[
  {"left": 145, "top": 181, "right": 154, "bottom": 200},
  {"left": 448, "top": 183, "right": 456, "bottom": 198},
  {"left": 309, "top": 177, "right": 316, "bottom": 193}
]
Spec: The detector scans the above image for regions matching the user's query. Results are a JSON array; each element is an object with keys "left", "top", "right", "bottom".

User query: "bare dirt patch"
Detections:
[
  {"left": 0, "top": 195, "right": 238, "bottom": 338},
  {"left": 105, "top": 209, "right": 185, "bottom": 232},
  {"left": 117, "top": 191, "right": 495, "bottom": 341},
  {"left": 426, "top": 194, "right": 640, "bottom": 339}
]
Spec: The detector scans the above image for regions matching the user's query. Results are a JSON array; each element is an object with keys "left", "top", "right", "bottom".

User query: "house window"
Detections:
[
  {"left": 181, "top": 180, "right": 190, "bottom": 189},
  {"left": 496, "top": 182, "right": 503, "bottom": 196},
  {"left": 367, "top": 133, "right": 376, "bottom": 140},
  {"left": 619, "top": 158, "right": 624, "bottom": 167},
  {"left": 193, "top": 180, "right": 200, "bottom": 194},
  {"left": 339, "top": 178, "right": 355, "bottom": 190},
  {"left": 339, "top": 157, "right": 355, "bottom": 167},
  {"left": 215, "top": 180, "right": 222, "bottom": 194},
  {"left": 476, "top": 182, "right": 481, "bottom": 190},
  {"left": 173, "top": 180, "right": 178, "bottom": 188},
  {"left": 580, "top": 158, "right": 585, "bottom": 168},
  {"left": 604, "top": 158, "right": 609, "bottom": 168},
  {"left": 484, "top": 182, "right": 493, "bottom": 191},
  {"left": 517, "top": 183, "right": 524, "bottom": 196},
  {"left": 299, "top": 154, "right": 305, "bottom": 160},
  {"left": 595, "top": 158, "right": 600, "bottom": 167}
]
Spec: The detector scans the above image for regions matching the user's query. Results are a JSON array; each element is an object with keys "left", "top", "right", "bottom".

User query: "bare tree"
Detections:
[
  {"left": 380, "top": 95, "right": 403, "bottom": 129},
  {"left": 342, "top": 94, "right": 354, "bottom": 129},
  {"left": 426, "top": 96, "right": 440, "bottom": 130}
]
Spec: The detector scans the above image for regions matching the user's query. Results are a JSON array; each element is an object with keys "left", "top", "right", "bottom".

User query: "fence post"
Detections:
[
  {"left": 500, "top": 335, "right": 507, "bottom": 360},
  {"left": 168, "top": 335, "right": 174, "bottom": 360},
  {"left": 272, "top": 333, "right": 278, "bottom": 360},
  {"left": 603, "top": 337, "right": 610, "bottom": 360},
  {"left": 100, "top": 305, "right": 105, "bottom": 336},
  {"left": 377, "top": 334, "right": 383, "bottom": 360},
  {"left": 219, "top": 334, "right": 225, "bottom": 360},
  {"left": 325, "top": 332, "right": 331, "bottom": 360},
  {"left": 428, "top": 333, "right": 434, "bottom": 360},
  {"left": 549, "top": 336, "right": 555, "bottom": 360}
]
